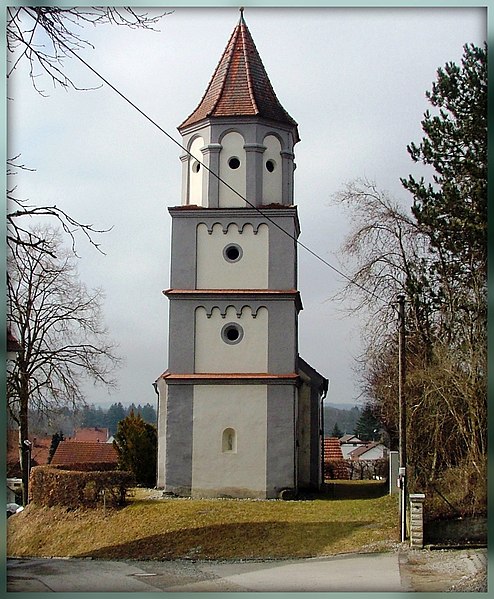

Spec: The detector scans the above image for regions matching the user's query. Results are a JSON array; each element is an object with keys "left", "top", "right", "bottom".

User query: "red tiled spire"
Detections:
[{"left": 179, "top": 11, "right": 298, "bottom": 135}]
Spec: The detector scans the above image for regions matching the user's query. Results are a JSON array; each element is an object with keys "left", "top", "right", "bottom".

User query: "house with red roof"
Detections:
[
  {"left": 340, "top": 434, "right": 366, "bottom": 459},
  {"left": 51, "top": 441, "right": 118, "bottom": 469},
  {"left": 349, "top": 441, "right": 388, "bottom": 461},
  {"left": 7, "top": 329, "right": 22, "bottom": 358}
]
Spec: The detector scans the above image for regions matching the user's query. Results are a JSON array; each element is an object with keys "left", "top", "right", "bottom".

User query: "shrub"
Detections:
[{"left": 29, "top": 465, "right": 135, "bottom": 508}]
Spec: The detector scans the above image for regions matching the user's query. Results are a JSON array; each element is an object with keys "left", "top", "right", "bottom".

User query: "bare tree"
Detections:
[
  {"left": 7, "top": 6, "right": 167, "bottom": 93},
  {"left": 332, "top": 178, "right": 435, "bottom": 350},
  {"left": 7, "top": 226, "right": 122, "bottom": 504}
]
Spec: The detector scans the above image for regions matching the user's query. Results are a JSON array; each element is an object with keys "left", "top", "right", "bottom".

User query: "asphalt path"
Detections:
[{"left": 7, "top": 552, "right": 409, "bottom": 592}]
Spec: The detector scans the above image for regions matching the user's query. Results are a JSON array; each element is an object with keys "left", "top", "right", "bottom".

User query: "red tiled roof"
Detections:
[
  {"left": 7, "top": 430, "right": 21, "bottom": 477},
  {"left": 324, "top": 437, "right": 345, "bottom": 461},
  {"left": 72, "top": 427, "right": 109, "bottom": 443},
  {"left": 51, "top": 441, "right": 118, "bottom": 466},
  {"left": 179, "top": 12, "right": 298, "bottom": 137}
]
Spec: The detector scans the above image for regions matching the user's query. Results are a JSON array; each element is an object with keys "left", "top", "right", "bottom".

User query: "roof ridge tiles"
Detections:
[{"left": 240, "top": 19, "right": 260, "bottom": 115}]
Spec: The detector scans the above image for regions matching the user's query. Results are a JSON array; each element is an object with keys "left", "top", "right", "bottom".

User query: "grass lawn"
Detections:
[{"left": 7, "top": 482, "right": 400, "bottom": 561}]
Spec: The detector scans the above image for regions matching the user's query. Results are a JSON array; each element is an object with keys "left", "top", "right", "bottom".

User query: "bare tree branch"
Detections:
[
  {"left": 7, "top": 6, "right": 170, "bottom": 93},
  {"left": 7, "top": 155, "right": 110, "bottom": 258}
]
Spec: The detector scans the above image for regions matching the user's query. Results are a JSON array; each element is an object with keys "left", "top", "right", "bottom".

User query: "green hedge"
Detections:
[{"left": 29, "top": 465, "right": 135, "bottom": 508}]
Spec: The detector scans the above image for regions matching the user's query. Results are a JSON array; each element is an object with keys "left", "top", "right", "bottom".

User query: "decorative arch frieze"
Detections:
[
  {"left": 198, "top": 220, "right": 267, "bottom": 235},
  {"left": 195, "top": 303, "right": 267, "bottom": 319}
]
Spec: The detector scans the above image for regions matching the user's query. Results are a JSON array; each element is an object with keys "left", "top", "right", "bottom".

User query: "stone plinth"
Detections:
[{"left": 409, "top": 493, "right": 426, "bottom": 548}]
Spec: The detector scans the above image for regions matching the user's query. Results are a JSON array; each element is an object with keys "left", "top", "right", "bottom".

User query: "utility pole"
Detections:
[{"left": 397, "top": 294, "right": 407, "bottom": 542}]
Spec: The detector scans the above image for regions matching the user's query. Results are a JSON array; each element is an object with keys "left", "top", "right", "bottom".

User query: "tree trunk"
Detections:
[{"left": 19, "top": 369, "right": 30, "bottom": 506}]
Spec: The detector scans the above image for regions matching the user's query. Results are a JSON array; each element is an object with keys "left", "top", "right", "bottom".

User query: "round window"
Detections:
[
  {"left": 223, "top": 243, "right": 243, "bottom": 263},
  {"left": 192, "top": 161, "right": 201, "bottom": 173},
  {"left": 221, "top": 323, "right": 244, "bottom": 345},
  {"left": 265, "top": 159, "right": 276, "bottom": 173},
  {"left": 228, "top": 157, "right": 241, "bottom": 170}
]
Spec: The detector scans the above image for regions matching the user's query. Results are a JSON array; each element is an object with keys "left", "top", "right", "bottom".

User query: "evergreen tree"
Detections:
[
  {"left": 333, "top": 44, "right": 487, "bottom": 510},
  {"left": 354, "top": 405, "right": 381, "bottom": 442},
  {"left": 141, "top": 403, "right": 157, "bottom": 424},
  {"left": 81, "top": 404, "right": 102, "bottom": 428},
  {"left": 81, "top": 405, "right": 95, "bottom": 427},
  {"left": 401, "top": 43, "right": 487, "bottom": 340},
  {"left": 106, "top": 402, "right": 126, "bottom": 435},
  {"left": 331, "top": 422, "right": 343, "bottom": 438},
  {"left": 113, "top": 411, "right": 157, "bottom": 487}
]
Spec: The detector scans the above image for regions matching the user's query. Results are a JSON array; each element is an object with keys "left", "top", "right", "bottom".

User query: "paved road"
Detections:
[{"left": 8, "top": 552, "right": 409, "bottom": 592}]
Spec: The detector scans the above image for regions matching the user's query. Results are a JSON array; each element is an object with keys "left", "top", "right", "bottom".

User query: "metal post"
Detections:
[
  {"left": 397, "top": 294, "right": 407, "bottom": 542},
  {"left": 22, "top": 439, "right": 32, "bottom": 506}
]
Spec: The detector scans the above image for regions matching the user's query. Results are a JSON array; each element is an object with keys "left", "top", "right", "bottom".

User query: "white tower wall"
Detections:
[
  {"left": 195, "top": 305, "right": 268, "bottom": 373},
  {"left": 191, "top": 384, "right": 268, "bottom": 498},
  {"left": 196, "top": 222, "right": 268, "bottom": 289}
]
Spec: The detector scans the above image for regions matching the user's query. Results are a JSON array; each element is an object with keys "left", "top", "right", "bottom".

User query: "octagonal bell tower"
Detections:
[{"left": 156, "top": 11, "right": 326, "bottom": 499}]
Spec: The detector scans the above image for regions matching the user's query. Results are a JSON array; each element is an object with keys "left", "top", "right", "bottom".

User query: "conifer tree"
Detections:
[
  {"left": 354, "top": 405, "right": 380, "bottom": 442},
  {"left": 113, "top": 411, "right": 157, "bottom": 488},
  {"left": 331, "top": 422, "right": 343, "bottom": 438},
  {"left": 401, "top": 43, "right": 487, "bottom": 339}
]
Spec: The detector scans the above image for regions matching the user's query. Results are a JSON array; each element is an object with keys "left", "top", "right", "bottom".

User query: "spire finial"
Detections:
[{"left": 239, "top": 7, "right": 245, "bottom": 21}]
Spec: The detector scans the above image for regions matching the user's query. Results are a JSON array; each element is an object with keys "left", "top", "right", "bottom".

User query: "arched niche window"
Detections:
[
  {"left": 219, "top": 131, "right": 246, "bottom": 207},
  {"left": 188, "top": 136, "right": 204, "bottom": 206},
  {"left": 222, "top": 427, "right": 237, "bottom": 453},
  {"left": 262, "top": 134, "right": 283, "bottom": 205}
]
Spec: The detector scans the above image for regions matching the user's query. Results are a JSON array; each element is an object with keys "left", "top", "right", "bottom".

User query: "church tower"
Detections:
[{"left": 156, "top": 11, "right": 327, "bottom": 499}]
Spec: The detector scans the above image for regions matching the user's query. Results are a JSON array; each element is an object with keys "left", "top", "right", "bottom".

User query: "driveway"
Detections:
[
  {"left": 8, "top": 552, "right": 407, "bottom": 592},
  {"left": 8, "top": 548, "right": 486, "bottom": 592}
]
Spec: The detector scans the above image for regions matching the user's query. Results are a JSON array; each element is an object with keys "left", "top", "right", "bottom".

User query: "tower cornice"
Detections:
[
  {"left": 163, "top": 288, "right": 303, "bottom": 312},
  {"left": 159, "top": 372, "right": 300, "bottom": 385},
  {"left": 169, "top": 205, "right": 298, "bottom": 217}
]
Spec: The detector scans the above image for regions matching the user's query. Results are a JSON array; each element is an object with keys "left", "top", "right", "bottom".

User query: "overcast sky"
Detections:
[{"left": 7, "top": 6, "right": 486, "bottom": 410}]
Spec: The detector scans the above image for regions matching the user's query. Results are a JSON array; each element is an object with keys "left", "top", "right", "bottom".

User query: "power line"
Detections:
[{"left": 18, "top": 7, "right": 390, "bottom": 306}]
